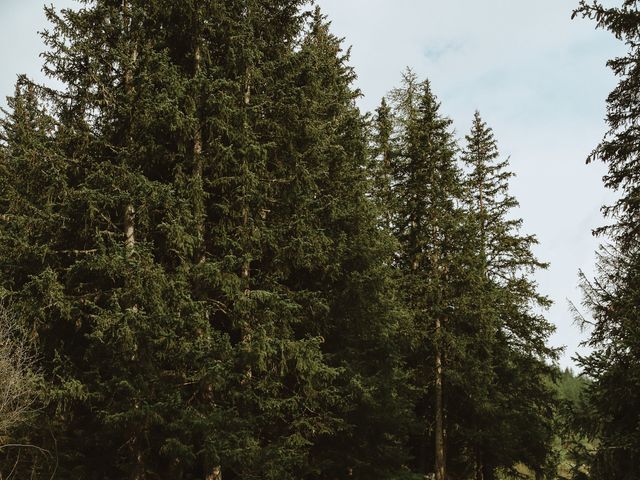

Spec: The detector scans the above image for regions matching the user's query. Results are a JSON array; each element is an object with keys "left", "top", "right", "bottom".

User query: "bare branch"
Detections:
[{"left": 0, "top": 301, "right": 38, "bottom": 445}]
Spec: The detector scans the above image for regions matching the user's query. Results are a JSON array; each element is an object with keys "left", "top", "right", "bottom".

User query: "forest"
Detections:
[{"left": 0, "top": 1, "right": 638, "bottom": 479}]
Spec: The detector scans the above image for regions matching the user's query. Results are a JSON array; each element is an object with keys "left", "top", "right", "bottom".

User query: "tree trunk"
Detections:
[
  {"left": 205, "top": 466, "right": 222, "bottom": 480},
  {"left": 241, "top": 68, "right": 251, "bottom": 284},
  {"left": 193, "top": 41, "right": 206, "bottom": 264},
  {"left": 122, "top": 0, "right": 137, "bottom": 257},
  {"left": 122, "top": 3, "right": 142, "bottom": 478},
  {"left": 124, "top": 204, "right": 135, "bottom": 254},
  {"left": 241, "top": 205, "right": 250, "bottom": 283},
  {"left": 130, "top": 444, "right": 145, "bottom": 480},
  {"left": 482, "top": 463, "right": 494, "bottom": 480},
  {"left": 435, "top": 316, "right": 445, "bottom": 480},
  {"left": 190, "top": 33, "right": 221, "bottom": 480}
]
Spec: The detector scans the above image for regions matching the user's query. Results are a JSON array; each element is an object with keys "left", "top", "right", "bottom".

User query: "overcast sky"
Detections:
[{"left": 1, "top": 1, "right": 625, "bottom": 369}]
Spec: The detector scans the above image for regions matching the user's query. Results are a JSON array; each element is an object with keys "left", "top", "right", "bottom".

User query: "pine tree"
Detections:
[
  {"left": 0, "top": 78, "right": 52, "bottom": 457},
  {"left": 196, "top": 2, "right": 344, "bottom": 477},
  {"left": 572, "top": 2, "right": 640, "bottom": 479},
  {"left": 0, "top": 3, "right": 233, "bottom": 477}
]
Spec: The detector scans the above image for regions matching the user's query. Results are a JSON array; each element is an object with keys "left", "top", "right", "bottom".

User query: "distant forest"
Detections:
[{"left": 0, "top": 1, "right": 638, "bottom": 479}]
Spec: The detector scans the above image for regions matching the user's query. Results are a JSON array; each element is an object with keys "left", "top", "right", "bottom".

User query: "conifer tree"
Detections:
[
  {"left": 385, "top": 71, "right": 472, "bottom": 480},
  {"left": 0, "top": 79, "right": 52, "bottom": 458},
  {"left": 268, "top": 10, "right": 413, "bottom": 478},
  {"left": 0, "top": 1, "right": 345, "bottom": 478},
  {"left": 0, "top": 1, "right": 417, "bottom": 478},
  {"left": 0, "top": 3, "right": 233, "bottom": 477},
  {"left": 371, "top": 97, "right": 395, "bottom": 229},
  {"left": 572, "top": 2, "right": 640, "bottom": 478},
  {"left": 461, "top": 112, "right": 557, "bottom": 479}
]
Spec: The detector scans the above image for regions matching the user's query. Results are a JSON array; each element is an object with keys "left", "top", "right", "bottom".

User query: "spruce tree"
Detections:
[
  {"left": 266, "top": 9, "right": 413, "bottom": 478},
  {"left": 385, "top": 70, "right": 472, "bottom": 480},
  {"left": 0, "top": 3, "right": 232, "bottom": 477},
  {"left": 371, "top": 97, "right": 395, "bottom": 230},
  {"left": 0, "top": 1, "right": 416, "bottom": 479},
  {"left": 461, "top": 112, "right": 557, "bottom": 479},
  {"left": 572, "top": 2, "right": 640, "bottom": 478},
  {"left": 0, "top": 1, "right": 344, "bottom": 478}
]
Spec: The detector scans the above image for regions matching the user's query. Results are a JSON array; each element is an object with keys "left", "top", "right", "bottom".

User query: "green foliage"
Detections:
[
  {"left": 460, "top": 112, "right": 558, "bottom": 479},
  {"left": 572, "top": 2, "right": 640, "bottom": 479},
  {"left": 0, "top": 1, "right": 346, "bottom": 478},
  {"left": 0, "top": 2, "right": 561, "bottom": 480},
  {"left": 552, "top": 368, "right": 592, "bottom": 480},
  {"left": 376, "top": 69, "right": 469, "bottom": 476},
  {"left": 369, "top": 78, "right": 557, "bottom": 479},
  {"left": 556, "top": 368, "right": 588, "bottom": 405}
]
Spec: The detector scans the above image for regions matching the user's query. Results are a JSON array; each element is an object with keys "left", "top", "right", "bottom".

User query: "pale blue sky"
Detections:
[
  {"left": 1, "top": 1, "right": 625, "bottom": 368},
  {"left": 313, "top": 0, "right": 623, "bottom": 369}
]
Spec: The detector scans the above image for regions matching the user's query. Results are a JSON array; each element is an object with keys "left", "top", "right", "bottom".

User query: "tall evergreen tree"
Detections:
[
  {"left": 269, "top": 9, "right": 413, "bottom": 479},
  {"left": 0, "top": 1, "right": 346, "bottom": 478},
  {"left": 385, "top": 71, "right": 474, "bottom": 480},
  {"left": 0, "top": 2, "right": 415, "bottom": 479},
  {"left": 0, "top": 3, "right": 233, "bottom": 477},
  {"left": 461, "top": 112, "right": 557, "bottom": 479},
  {"left": 572, "top": 2, "right": 640, "bottom": 479}
]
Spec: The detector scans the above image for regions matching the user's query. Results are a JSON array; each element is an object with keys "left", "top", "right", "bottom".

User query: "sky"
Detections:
[{"left": 0, "top": 1, "right": 626, "bottom": 369}]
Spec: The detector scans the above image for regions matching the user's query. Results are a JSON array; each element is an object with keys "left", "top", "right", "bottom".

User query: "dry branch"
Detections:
[{"left": 0, "top": 302, "right": 37, "bottom": 445}]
